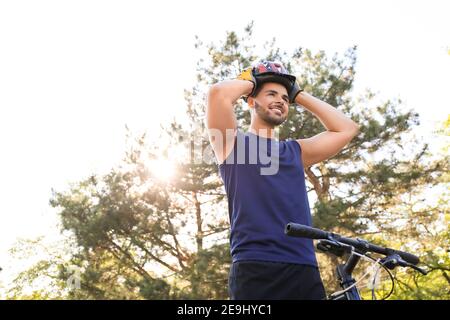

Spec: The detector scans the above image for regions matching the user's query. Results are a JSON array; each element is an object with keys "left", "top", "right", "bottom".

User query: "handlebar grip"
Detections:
[{"left": 285, "top": 223, "right": 329, "bottom": 239}]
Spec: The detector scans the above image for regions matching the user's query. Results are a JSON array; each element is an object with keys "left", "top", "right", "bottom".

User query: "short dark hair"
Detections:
[{"left": 252, "top": 77, "right": 291, "bottom": 97}]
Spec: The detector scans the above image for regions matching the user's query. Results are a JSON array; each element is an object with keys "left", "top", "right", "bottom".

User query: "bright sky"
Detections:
[{"left": 0, "top": 0, "right": 449, "bottom": 289}]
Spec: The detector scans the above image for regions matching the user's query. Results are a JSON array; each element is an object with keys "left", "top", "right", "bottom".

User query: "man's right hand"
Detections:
[{"left": 236, "top": 67, "right": 257, "bottom": 99}]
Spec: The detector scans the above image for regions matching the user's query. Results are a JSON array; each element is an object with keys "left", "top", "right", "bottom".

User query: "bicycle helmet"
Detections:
[{"left": 251, "top": 61, "right": 296, "bottom": 97}]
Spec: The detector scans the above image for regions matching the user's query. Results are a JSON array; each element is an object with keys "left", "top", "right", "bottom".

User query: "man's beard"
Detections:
[{"left": 254, "top": 102, "right": 287, "bottom": 126}]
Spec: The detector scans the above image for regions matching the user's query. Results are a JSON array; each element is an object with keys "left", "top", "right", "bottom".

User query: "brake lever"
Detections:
[
  {"left": 381, "top": 254, "right": 428, "bottom": 275},
  {"left": 411, "top": 264, "right": 428, "bottom": 275},
  {"left": 398, "top": 259, "right": 428, "bottom": 275}
]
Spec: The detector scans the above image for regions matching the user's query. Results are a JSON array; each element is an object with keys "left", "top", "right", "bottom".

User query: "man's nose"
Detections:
[{"left": 275, "top": 96, "right": 286, "bottom": 104}]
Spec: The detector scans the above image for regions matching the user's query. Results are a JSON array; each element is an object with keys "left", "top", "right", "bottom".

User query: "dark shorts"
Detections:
[{"left": 228, "top": 260, "right": 326, "bottom": 300}]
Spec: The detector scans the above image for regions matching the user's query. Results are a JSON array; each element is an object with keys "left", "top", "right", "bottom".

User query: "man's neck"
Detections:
[{"left": 249, "top": 123, "right": 276, "bottom": 139}]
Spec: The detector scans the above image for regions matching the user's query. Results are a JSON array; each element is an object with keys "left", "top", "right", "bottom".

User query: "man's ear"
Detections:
[{"left": 247, "top": 96, "right": 255, "bottom": 109}]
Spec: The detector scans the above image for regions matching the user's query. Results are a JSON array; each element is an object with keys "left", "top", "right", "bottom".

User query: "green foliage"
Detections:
[{"left": 177, "top": 244, "right": 231, "bottom": 299}]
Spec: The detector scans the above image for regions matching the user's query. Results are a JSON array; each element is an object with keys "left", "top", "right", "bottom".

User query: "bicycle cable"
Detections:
[
  {"left": 330, "top": 250, "right": 395, "bottom": 300},
  {"left": 371, "top": 259, "right": 395, "bottom": 300},
  {"left": 330, "top": 251, "right": 381, "bottom": 298}
]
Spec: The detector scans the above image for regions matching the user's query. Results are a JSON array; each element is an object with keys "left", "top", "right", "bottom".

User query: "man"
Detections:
[{"left": 206, "top": 61, "right": 359, "bottom": 299}]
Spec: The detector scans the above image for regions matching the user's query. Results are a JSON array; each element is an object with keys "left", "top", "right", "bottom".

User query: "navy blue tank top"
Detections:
[{"left": 219, "top": 130, "right": 318, "bottom": 266}]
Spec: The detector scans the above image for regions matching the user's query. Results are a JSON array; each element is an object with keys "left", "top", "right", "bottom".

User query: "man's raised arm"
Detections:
[
  {"left": 295, "top": 91, "right": 360, "bottom": 168},
  {"left": 206, "top": 79, "right": 253, "bottom": 163}
]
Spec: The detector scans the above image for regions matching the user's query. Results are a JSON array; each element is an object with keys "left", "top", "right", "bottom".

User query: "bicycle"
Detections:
[{"left": 285, "top": 222, "right": 428, "bottom": 300}]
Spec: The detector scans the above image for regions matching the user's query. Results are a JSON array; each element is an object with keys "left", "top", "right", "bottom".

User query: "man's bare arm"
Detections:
[
  {"left": 295, "top": 91, "right": 359, "bottom": 168},
  {"left": 206, "top": 80, "right": 253, "bottom": 163}
]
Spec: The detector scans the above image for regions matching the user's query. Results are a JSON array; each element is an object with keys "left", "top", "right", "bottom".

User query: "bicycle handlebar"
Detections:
[{"left": 285, "top": 223, "right": 420, "bottom": 265}]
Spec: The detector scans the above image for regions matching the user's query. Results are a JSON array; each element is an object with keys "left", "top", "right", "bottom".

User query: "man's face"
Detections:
[{"left": 249, "top": 82, "right": 290, "bottom": 126}]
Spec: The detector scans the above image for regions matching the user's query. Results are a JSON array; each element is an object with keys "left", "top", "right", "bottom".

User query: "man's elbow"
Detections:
[
  {"left": 349, "top": 122, "right": 360, "bottom": 137},
  {"left": 207, "top": 83, "right": 225, "bottom": 102},
  {"left": 207, "top": 84, "right": 219, "bottom": 105},
  {"left": 207, "top": 84, "right": 217, "bottom": 97}
]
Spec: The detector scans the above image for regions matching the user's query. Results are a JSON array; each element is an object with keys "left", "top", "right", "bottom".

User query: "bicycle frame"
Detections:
[
  {"left": 316, "top": 239, "right": 363, "bottom": 300},
  {"left": 330, "top": 252, "right": 362, "bottom": 300}
]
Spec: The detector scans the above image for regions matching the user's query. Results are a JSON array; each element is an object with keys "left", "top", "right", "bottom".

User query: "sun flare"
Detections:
[{"left": 147, "top": 158, "right": 177, "bottom": 181}]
